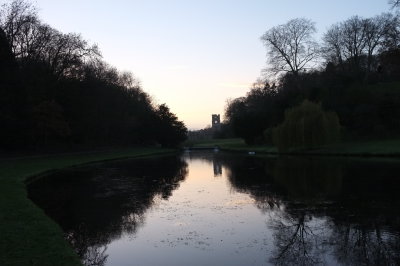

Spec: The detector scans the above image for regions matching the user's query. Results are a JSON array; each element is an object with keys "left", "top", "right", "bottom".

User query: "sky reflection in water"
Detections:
[{"left": 28, "top": 153, "right": 400, "bottom": 266}]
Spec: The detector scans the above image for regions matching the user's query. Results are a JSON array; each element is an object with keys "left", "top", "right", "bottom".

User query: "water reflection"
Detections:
[
  {"left": 213, "top": 159, "right": 222, "bottom": 176},
  {"left": 208, "top": 153, "right": 400, "bottom": 265},
  {"left": 270, "top": 212, "right": 328, "bottom": 265},
  {"left": 28, "top": 153, "right": 400, "bottom": 265},
  {"left": 28, "top": 156, "right": 188, "bottom": 265}
]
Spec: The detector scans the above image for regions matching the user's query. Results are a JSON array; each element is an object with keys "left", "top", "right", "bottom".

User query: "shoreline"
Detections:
[
  {"left": 186, "top": 138, "right": 400, "bottom": 158},
  {"left": 219, "top": 147, "right": 400, "bottom": 158},
  {"left": 0, "top": 147, "right": 176, "bottom": 266}
]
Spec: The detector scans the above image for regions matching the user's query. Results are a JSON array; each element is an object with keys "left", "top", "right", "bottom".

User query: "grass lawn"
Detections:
[
  {"left": 312, "top": 139, "right": 400, "bottom": 156},
  {"left": 187, "top": 138, "right": 400, "bottom": 156},
  {"left": 0, "top": 147, "right": 175, "bottom": 266},
  {"left": 184, "top": 138, "right": 277, "bottom": 153}
]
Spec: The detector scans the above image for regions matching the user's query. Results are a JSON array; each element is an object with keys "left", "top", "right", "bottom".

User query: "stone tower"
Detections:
[{"left": 212, "top": 114, "right": 221, "bottom": 129}]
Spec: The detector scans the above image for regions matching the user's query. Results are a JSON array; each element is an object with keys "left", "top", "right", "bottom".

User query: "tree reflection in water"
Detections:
[
  {"left": 331, "top": 223, "right": 400, "bottom": 265},
  {"left": 81, "top": 244, "right": 108, "bottom": 266},
  {"left": 217, "top": 153, "right": 400, "bottom": 265},
  {"left": 28, "top": 156, "right": 188, "bottom": 265},
  {"left": 28, "top": 153, "right": 400, "bottom": 266},
  {"left": 269, "top": 211, "right": 327, "bottom": 265},
  {"left": 266, "top": 157, "right": 340, "bottom": 264}
]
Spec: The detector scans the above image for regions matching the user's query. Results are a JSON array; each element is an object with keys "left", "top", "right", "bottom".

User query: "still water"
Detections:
[{"left": 28, "top": 152, "right": 400, "bottom": 265}]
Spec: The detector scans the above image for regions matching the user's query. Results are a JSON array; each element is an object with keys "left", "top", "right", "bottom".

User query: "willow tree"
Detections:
[{"left": 272, "top": 100, "right": 340, "bottom": 152}]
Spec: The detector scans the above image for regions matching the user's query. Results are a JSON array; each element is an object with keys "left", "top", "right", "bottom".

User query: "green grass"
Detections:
[
  {"left": 311, "top": 139, "right": 400, "bottom": 156},
  {"left": 185, "top": 138, "right": 245, "bottom": 147},
  {"left": 0, "top": 147, "right": 175, "bottom": 266},
  {"left": 188, "top": 138, "right": 400, "bottom": 156},
  {"left": 186, "top": 138, "right": 277, "bottom": 153}
]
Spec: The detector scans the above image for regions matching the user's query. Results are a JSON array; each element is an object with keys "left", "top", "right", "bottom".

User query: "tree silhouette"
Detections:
[
  {"left": 32, "top": 100, "right": 71, "bottom": 145},
  {"left": 389, "top": 0, "right": 400, "bottom": 8},
  {"left": 261, "top": 18, "right": 319, "bottom": 77},
  {"left": 323, "top": 14, "right": 399, "bottom": 74},
  {"left": 154, "top": 104, "right": 187, "bottom": 147},
  {"left": 0, "top": 0, "right": 187, "bottom": 150}
]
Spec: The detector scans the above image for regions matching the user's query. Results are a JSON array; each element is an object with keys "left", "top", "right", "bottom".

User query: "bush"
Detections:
[{"left": 272, "top": 100, "right": 340, "bottom": 152}]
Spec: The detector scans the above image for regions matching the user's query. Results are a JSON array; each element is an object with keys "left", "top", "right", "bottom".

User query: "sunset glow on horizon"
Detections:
[{"left": 31, "top": 0, "right": 391, "bottom": 129}]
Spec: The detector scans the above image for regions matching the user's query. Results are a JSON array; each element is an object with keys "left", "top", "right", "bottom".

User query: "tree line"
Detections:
[
  {"left": 224, "top": 6, "right": 400, "bottom": 149},
  {"left": 0, "top": 0, "right": 187, "bottom": 151}
]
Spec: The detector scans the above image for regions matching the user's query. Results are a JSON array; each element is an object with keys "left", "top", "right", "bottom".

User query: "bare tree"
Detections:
[
  {"left": 341, "top": 16, "right": 367, "bottom": 68},
  {"left": 261, "top": 18, "right": 319, "bottom": 77},
  {"left": 0, "top": 0, "right": 100, "bottom": 78},
  {"left": 380, "top": 13, "right": 400, "bottom": 50},
  {"left": 363, "top": 14, "right": 397, "bottom": 72},
  {"left": 0, "top": 0, "right": 37, "bottom": 57},
  {"left": 323, "top": 16, "right": 369, "bottom": 71},
  {"left": 322, "top": 25, "right": 345, "bottom": 68},
  {"left": 45, "top": 31, "right": 100, "bottom": 77},
  {"left": 323, "top": 14, "right": 400, "bottom": 72},
  {"left": 389, "top": 0, "right": 400, "bottom": 8}
]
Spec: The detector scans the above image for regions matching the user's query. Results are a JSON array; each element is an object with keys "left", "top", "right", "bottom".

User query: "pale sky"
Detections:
[{"left": 27, "top": 0, "right": 392, "bottom": 129}]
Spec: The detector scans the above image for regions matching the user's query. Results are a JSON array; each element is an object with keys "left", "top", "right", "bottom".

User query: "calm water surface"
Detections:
[{"left": 28, "top": 152, "right": 400, "bottom": 265}]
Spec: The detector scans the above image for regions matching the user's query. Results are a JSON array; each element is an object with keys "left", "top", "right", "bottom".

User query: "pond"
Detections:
[{"left": 28, "top": 152, "right": 400, "bottom": 265}]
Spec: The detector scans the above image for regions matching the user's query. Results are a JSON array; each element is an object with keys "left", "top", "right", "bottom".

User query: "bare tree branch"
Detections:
[
  {"left": 261, "top": 18, "right": 319, "bottom": 77},
  {"left": 323, "top": 14, "right": 399, "bottom": 72},
  {"left": 0, "top": 0, "right": 101, "bottom": 78},
  {"left": 389, "top": 0, "right": 400, "bottom": 9}
]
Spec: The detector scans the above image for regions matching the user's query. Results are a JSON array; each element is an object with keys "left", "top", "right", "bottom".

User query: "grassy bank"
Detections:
[
  {"left": 185, "top": 138, "right": 277, "bottom": 153},
  {"left": 187, "top": 138, "right": 400, "bottom": 157},
  {"left": 0, "top": 147, "right": 175, "bottom": 266},
  {"left": 310, "top": 139, "right": 400, "bottom": 156}
]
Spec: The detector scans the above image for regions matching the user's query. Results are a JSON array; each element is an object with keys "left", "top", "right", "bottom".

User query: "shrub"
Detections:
[{"left": 272, "top": 100, "right": 340, "bottom": 152}]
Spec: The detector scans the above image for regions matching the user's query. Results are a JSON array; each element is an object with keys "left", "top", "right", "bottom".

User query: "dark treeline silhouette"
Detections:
[
  {"left": 225, "top": 9, "right": 400, "bottom": 145},
  {"left": 0, "top": 0, "right": 187, "bottom": 151}
]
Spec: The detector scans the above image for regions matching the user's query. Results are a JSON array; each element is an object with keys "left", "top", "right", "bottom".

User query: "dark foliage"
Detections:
[
  {"left": 0, "top": 1, "right": 187, "bottom": 150},
  {"left": 272, "top": 100, "right": 340, "bottom": 152},
  {"left": 225, "top": 12, "right": 400, "bottom": 144}
]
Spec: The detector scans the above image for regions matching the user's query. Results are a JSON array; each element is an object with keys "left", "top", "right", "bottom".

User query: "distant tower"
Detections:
[{"left": 212, "top": 114, "right": 221, "bottom": 130}]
